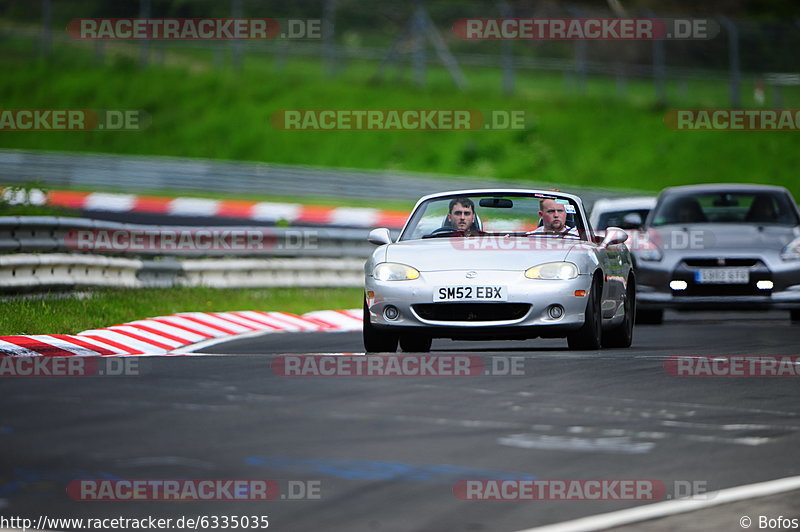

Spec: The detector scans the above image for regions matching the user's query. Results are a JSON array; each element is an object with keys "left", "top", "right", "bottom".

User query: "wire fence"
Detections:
[{"left": 6, "top": 0, "right": 800, "bottom": 107}]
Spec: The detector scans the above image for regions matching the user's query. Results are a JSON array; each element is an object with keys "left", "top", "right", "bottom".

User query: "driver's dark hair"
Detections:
[{"left": 449, "top": 197, "right": 474, "bottom": 213}]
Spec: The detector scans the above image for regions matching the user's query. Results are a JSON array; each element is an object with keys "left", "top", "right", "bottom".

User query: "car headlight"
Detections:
[
  {"left": 636, "top": 239, "right": 663, "bottom": 262},
  {"left": 373, "top": 262, "right": 420, "bottom": 281},
  {"left": 781, "top": 237, "right": 800, "bottom": 261},
  {"left": 525, "top": 262, "right": 579, "bottom": 280}
]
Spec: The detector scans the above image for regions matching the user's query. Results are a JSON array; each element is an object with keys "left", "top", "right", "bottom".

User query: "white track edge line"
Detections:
[
  {"left": 169, "top": 326, "right": 358, "bottom": 355},
  {"left": 515, "top": 475, "right": 800, "bottom": 532},
  {"left": 168, "top": 328, "right": 279, "bottom": 354}
]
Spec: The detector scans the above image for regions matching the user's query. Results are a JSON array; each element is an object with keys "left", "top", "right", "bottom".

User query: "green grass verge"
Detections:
[
  {"left": 2, "top": 33, "right": 799, "bottom": 198},
  {"left": 0, "top": 287, "right": 363, "bottom": 335}
]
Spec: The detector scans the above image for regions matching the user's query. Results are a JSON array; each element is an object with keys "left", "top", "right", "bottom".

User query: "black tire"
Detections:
[
  {"left": 362, "top": 301, "right": 398, "bottom": 353},
  {"left": 636, "top": 308, "right": 664, "bottom": 325},
  {"left": 602, "top": 276, "right": 635, "bottom": 348},
  {"left": 567, "top": 276, "right": 603, "bottom": 350},
  {"left": 399, "top": 333, "right": 432, "bottom": 352},
  {"left": 791, "top": 309, "right": 800, "bottom": 323}
]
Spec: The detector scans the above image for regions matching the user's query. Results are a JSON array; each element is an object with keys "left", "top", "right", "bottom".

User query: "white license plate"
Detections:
[
  {"left": 694, "top": 268, "right": 749, "bottom": 284},
  {"left": 434, "top": 286, "right": 507, "bottom": 302}
]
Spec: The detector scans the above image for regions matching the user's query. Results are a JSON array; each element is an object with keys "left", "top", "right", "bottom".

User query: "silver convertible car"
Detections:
[
  {"left": 634, "top": 183, "right": 800, "bottom": 324},
  {"left": 363, "top": 189, "right": 636, "bottom": 352}
]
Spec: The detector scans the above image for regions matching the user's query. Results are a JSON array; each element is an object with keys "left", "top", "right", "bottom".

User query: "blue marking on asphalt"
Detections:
[{"left": 245, "top": 456, "right": 535, "bottom": 483}]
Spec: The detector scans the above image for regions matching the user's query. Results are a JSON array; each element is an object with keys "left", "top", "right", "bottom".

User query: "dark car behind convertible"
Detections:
[{"left": 634, "top": 184, "right": 800, "bottom": 324}]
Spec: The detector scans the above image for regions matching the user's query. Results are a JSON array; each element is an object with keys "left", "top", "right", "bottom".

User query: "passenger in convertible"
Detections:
[
  {"left": 531, "top": 198, "right": 580, "bottom": 237},
  {"left": 445, "top": 197, "right": 480, "bottom": 231}
]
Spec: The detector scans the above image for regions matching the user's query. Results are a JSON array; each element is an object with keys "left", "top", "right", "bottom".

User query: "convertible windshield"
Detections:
[
  {"left": 400, "top": 193, "right": 587, "bottom": 241},
  {"left": 650, "top": 191, "right": 800, "bottom": 226}
]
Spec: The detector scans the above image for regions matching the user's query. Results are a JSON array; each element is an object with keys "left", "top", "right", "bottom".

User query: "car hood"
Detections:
[
  {"left": 647, "top": 224, "right": 799, "bottom": 253},
  {"left": 385, "top": 237, "right": 579, "bottom": 271}
]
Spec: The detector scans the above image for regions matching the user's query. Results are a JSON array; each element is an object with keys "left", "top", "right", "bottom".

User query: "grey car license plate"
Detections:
[
  {"left": 694, "top": 268, "right": 749, "bottom": 284},
  {"left": 434, "top": 286, "right": 507, "bottom": 302}
]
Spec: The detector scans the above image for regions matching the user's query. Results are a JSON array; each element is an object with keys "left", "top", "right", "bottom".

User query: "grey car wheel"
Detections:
[
  {"left": 602, "top": 276, "right": 635, "bottom": 348},
  {"left": 362, "top": 300, "right": 398, "bottom": 353},
  {"left": 399, "top": 333, "right": 432, "bottom": 352},
  {"left": 567, "top": 276, "right": 602, "bottom": 350}
]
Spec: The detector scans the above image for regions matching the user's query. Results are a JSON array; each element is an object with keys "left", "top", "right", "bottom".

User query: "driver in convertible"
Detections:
[
  {"left": 531, "top": 198, "right": 580, "bottom": 237},
  {"left": 445, "top": 197, "right": 479, "bottom": 231}
]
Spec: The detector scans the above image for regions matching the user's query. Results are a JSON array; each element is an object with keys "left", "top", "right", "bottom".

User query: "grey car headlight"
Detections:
[
  {"left": 781, "top": 237, "right": 800, "bottom": 261},
  {"left": 373, "top": 262, "right": 420, "bottom": 281},
  {"left": 525, "top": 262, "right": 579, "bottom": 280},
  {"left": 637, "top": 240, "right": 663, "bottom": 262}
]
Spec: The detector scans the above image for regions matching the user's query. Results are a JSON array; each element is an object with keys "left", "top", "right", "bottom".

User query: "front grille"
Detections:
[
  {"left": 683, "top": 258, "right": 760, "bottom": 267},
  {"left": 412, "top": 303, "right": 531, "bottom": 322}
]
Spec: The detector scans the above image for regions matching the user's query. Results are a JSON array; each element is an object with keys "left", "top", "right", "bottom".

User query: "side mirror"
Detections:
[
  {"left": 602, "top": 227, "right": 629, "bottom": 247},
  {"left": 368, "top": 228, "right": 392, "bottom": 246},
  {"left": 620, "top": 212, "right": 644, "bottom": 230},
  {"left": 592, "top": 229, "right": 606, "bottom": 244}
]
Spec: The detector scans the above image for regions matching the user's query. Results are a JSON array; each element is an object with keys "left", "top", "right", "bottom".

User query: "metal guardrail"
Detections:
[
  {"left": 0, "top": 254, "right": 364, "bottom": 290},
  {"left": 0, "top": 217, "right": 371, "bottom": 291},
  {"left": 0, "top": 216, "right": 385, "bottom": 258},
  {"left": 0, "top": 148, "right": 499, "bottom": 201},
  {"left": 0, "top": 149, "right": 639, "bottom": 207},
  {"left": 177, "top": 258, "right": 362, "bottom": 288},
  {"left": 0, "top": 254, "right": 143, "bottom": 290}
]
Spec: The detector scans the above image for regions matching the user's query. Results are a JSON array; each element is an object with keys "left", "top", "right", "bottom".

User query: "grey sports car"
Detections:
[
  {"left": 363, "top": 189, "right": 636, "bottom": 352},
  {"left": 634, "top": 184, "right": 800, "bottom": 324}
]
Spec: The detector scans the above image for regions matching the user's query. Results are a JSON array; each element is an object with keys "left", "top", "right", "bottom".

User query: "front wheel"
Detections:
[
  {"left": 362, "top": 301, "right": 398, "bottom": 353},
  {"left": 399, "top": 333, "right": 432, "bottom": 352},
  {"left": 567, "top": 277, "right": 602, "bottom": 350},
  {"left": 602, "top": 277, "right": 635, "bottom": 348},
  {"left": 791, "top": 309, "right": 800, "bottom": 323}
]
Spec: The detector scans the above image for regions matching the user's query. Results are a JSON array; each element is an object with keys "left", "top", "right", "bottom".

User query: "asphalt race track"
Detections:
[{"left": 2, "top": 310, "right": 799, "bottom": 531}]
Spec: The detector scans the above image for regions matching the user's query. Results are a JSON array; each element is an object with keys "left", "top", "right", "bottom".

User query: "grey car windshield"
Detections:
[
  {"left": 400, "top": 194, "right": 586, "bottom": 241},
  {"left": 650, "top": 191, "right": 800, "bottom": 226},
  {"left": 597, "top": 209, "right": 651, "bottom": 230}
]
